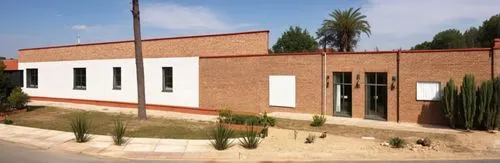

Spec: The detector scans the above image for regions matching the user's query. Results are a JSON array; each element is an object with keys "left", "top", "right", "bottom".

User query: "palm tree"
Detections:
[
  {"left": 318, "top": 8, "right": 371, "bottom": 52},
  {"left": 132, "top": 0, "right": 147, "bottom": 120}
]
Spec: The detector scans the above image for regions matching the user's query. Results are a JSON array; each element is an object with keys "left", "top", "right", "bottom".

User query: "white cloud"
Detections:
[
  {"left": 358, "top": 0, "right": 500, "bottom": 50},
  {"left": 71, "top": 25, "right": 89, "bottom": 30},
  {"left": 142, "top": 3, "right": 252, "bottom": 31}
]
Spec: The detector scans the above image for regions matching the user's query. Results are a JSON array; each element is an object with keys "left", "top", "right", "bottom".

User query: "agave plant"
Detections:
[
  {"left": 209, "top": 122, "right": 234, "bottom": 150},
  {"left": 389, "top": 137, "right": 406, "bottom": 148},
  {"left": 240, "top": 125, "right": 262, "bottom": 149},
  {"left": 112, "top": 119, "right": 127, "bottom": 145},
  {"left": 70, "top": 112, "right": 92, "bottom": 143}
]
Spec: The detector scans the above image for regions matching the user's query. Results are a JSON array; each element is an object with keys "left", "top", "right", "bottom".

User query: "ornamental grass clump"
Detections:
[
  {"left": 209, "top": 122, "right": 234, "bottom": 150},
  {"left": 112, "top": 119, "right": 127, "bottom": 145},
  {"left": 71, "top": 112, "right": 92, "bottom": 143},
  {"left": 239, "top": 125, "right": 262, "bottom": 149},
  {"left": 310, "top": 114, "right": 326, "bottom": 127},
  {"left": 305, "top": 134, "right": 316, "bottom": 144}
]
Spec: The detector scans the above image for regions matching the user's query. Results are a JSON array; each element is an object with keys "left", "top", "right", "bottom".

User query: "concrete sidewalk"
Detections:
[{"left": 268, "top": 112, "right": 460, "bottom": 134}]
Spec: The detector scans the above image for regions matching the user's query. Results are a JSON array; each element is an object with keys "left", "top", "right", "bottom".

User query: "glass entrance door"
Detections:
[
  {"left": 333, "top": 72, "right": 352, "bottom": 117},
  {"left": 365, "top": 72, "right": 387, "bottom": 120}
]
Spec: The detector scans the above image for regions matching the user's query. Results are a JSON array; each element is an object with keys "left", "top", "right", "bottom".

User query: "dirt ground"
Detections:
[{"left": 215, "top": 127, "right": 499, "bottom": 160}]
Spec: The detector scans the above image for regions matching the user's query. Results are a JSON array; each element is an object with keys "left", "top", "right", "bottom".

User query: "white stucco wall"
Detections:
[{"left": 19, "top": 57, "right": 199, "bottom": 108}]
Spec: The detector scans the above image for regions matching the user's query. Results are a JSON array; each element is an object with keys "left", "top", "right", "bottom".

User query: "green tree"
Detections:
[
  {"left": 463, "top": 27, "right": 479, "bottom": 48},
  {"left": 0, "top": 62, "right": 11, "bottom": 107},
  {"left": 272, "top": 26, "right": 318, "bottom": 53},
  {"left": 477, "top": 14, "right": 500, "bottom": 47},
  {"left": 411, "top": 41, "right": 432, "bottom": 50},
  {"left": 430, "top": 29, "right": 466, "bottom": 49},
  {"left": 318, "top": 7, "right": 371, "bottom": 52}
]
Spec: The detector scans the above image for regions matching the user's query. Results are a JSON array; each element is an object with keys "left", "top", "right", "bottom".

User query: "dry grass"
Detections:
[{"left": 8, "top": 107, "right": 217, "bottom": 139}]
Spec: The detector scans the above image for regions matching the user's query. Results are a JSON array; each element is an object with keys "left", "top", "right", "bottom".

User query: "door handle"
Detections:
[{"left": 373, "top": 96, "right": 378, "bottom": 100}]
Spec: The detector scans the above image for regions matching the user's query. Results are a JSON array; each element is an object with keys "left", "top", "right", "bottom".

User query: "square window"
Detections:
[
  {"left": 73, "top": 68, "right": 86, "bottom": 90},
  {"left": 26, "top": 68, "right": 38, "bottom": 88}
]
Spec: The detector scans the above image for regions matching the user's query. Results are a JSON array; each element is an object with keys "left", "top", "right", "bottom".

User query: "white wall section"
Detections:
[
  {"left": 269, "top": 75, "right": 296, "bottom": 108},
  {"left": 19, "top": 57, "right": 199, "bottom": 108}
]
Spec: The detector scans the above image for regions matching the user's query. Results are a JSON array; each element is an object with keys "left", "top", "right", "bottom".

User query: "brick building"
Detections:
[{"left": 17, "top": 30, "right": 500, "bottom": 125}]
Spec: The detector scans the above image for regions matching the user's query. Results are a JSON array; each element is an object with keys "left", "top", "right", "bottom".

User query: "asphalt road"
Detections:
[{"left": 0, "top": 140, "right": 498, "bottom": 163}]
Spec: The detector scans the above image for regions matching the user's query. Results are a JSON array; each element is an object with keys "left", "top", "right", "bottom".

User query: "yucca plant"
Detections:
[
  {"left": 442, "top": 79, "right": 457, "bottom": 128},
  {"left": 209, "top": 122, "right": 234, "bottom": 150},
  {"left": 240, "top": 125, "right": 262, "bottom": 149},
  {"left": 112, "top": 119, "right": 127, "bottom": 145},
  {"left": 389, "top": 137, "right": 406, "bottom": 148},
  {"left": 70, "top": 112, "right": 92, "bottom": 143},
  {"left": 461, "top": 74, "right": 477, "bottom": 130}
]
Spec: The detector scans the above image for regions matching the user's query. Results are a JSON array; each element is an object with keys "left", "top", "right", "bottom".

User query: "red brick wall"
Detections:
[
  {"left": 199, "top": 54, "right": 322, "bottom": 114},
  {"left": 19, "top": 31, "right": 269, "bottom": 62},
  {"left": 199, "top": 49, "right": 494, "bottom": 125},
  {"left": 399, "top": 50, "right": 491, "bottom": 124}
]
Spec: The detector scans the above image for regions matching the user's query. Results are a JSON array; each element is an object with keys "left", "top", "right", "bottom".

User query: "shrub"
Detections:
[
  {"left": 487, "top": 77, "right": 500, "bottom": 130},
  {"left": 0, "top": 103, "right": 9, "bottom": 113},
  {"left": 260, "top": 127, "right": 268, "bottom": 138},
  {"left": 305, "top": 134, "right": 316, "bottom": 143},
  {"left": 461, "top": 74, "right": 477, "bottom": 130},
  {"left": 112, "top": 119, "right": 127, "bottom": 145},
  {"left": 218, "top": 109, "right": 232, "bottom": 119},
  {"left": 310, "top": 114, "right": 326, "bottom": 127},
  {"left": 70, "top": 112, "right": 92, "bottom": 143},
  {"left": 389, "top": 137, "right": 406, "bottom": 148},
  {"left": 442, "top": 79, "right": 457, "bottom": 128},
  {"left": 7, "top": 87, "right": 29, "bottom": 109},
  {"left": 225, "top": 114, "right": 261, "bottom": 125},
  {"left": 477, "top": 80, "right": 493, "bottom": 129},
  {"left": 319, "top": 132, "right": 327, "bottom": 138},
  {"left": 3, "top": 116, "right": 13, "bottom": 124},
  {"left": 209, "top": 122, "right": 234, "bottom": 150},
  {"left": 416, "top": 138, "right": 431, "bottom": 147},
  {"left": 239, "top": 125, "right": 262, "bottom": 149},
  {"left": 261, "top": 111, "right": 276, "bottom": 127}
]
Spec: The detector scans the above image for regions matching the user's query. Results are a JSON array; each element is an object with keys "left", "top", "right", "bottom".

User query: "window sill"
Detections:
[
  {"left": 26, "top": 86, "right": 38, "bottom": 89},
  {"left": 113, "top": 87, "right": 121, "bottom": 90},
  {"left": 162, "top": 90, "right": 173, "bottom": 93},
  {"left": 73, "top": 87, "right": 86, "bottom": 90}
]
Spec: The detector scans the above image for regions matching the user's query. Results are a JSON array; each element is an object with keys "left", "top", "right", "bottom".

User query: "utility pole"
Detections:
[{"left": 132, "top": 0, "right": 147, "bottom": 120}]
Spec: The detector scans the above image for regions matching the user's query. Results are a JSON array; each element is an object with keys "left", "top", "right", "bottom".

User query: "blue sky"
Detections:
[{"left": 1, "top": 0, "right": 499, "bottom": 58}]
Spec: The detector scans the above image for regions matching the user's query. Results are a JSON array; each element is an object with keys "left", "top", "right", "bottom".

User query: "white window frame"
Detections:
[
  {"left": 269, "top": 75, "right": 296, "bottom": 108},
  {"left": 416, "top": 81, "right": 441, "bottom": 101}
]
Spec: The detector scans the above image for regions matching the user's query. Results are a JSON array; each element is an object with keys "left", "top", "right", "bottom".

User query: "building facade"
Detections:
[{"left": 17, "top": 30, "right": 500, "bottom": 125}]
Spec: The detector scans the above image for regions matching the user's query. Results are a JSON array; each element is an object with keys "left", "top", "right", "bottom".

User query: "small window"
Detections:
[
  {"left": 113, "top": 67, "right": 121, "bottom": 90},
  {"left": 26, "top": 69, "right": 38, "bottom": 88},
  {"left": 162, "top": 67, "right": 173, "bottom": 92},
  {"left": 73, "top": 68, "right": 86, "bottom": 90},
  {"left": 416, "top": 81, "right": 441, "bottom": 101}
]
